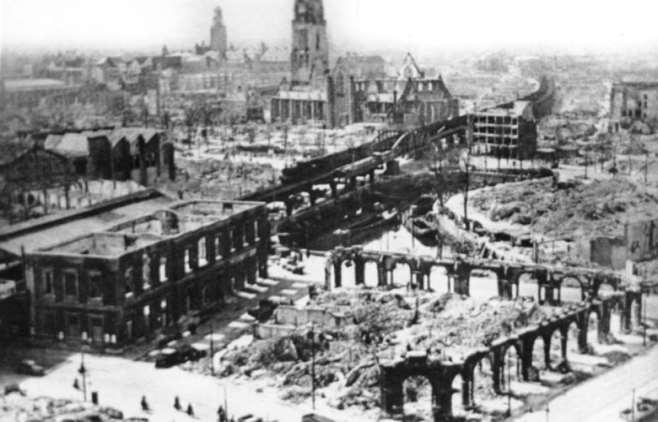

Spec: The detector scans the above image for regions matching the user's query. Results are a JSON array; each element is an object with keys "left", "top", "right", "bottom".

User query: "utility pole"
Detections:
[
  {"left": 507, "top": 352, "right": 512, "bottom": 417},
  {"left": 79, "top": 343, "right": 88, "bottom": 402},
  {"left": 210, "top": 322, "right": 215, "bottom": 376},
  {"left": 310, "top": 324, "right": 316, "bottom": 412}
]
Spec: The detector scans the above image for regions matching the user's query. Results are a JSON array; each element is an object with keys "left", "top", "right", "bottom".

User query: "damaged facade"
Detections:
[
  {"left": 609, "top": 81, "right": 658, "bottom": 132},
  {"left": 0, "top": 191, "right": 269, "bottom": 347},
  {"left": 473, "top": 100, "right": 538, "bottom": 159}
]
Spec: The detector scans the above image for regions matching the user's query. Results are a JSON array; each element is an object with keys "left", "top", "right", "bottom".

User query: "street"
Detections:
[{"left": 517, "top": 344, "right": 658, "bottom": 422}]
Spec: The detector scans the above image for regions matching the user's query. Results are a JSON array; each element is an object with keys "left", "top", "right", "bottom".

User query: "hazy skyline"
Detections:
[{"left": 3, "top": 0, "right": 658, "bottom": 54}]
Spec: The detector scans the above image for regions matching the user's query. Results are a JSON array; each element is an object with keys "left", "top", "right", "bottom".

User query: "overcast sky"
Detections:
[{"left": 3, "top": 0, "right": 658, "bottom": 53}]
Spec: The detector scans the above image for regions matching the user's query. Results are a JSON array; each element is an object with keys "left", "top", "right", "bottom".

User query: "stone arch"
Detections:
[
  {"left": 467, "top": 267, "right": 500, "bottom": 300},
  {"left": 517, "top": 272, "right": 539, "bottom": 300},
  {"left": 363, "top": 259, "right": 379, "bottom": 288},
  {"left": 403, "top": 375, "right": 434, "bottom": 419},
  {"left": 450, "top": 373, "right": 467, "bottom": 416},
  {"left": 501, "top": 342, "right": 522, "bottom": 395},
  {"left": 469, "top": 354, "right": 497, "bottom": 406},
  {"left": 529, "top": 334, "right": 549, "bottom": 375},
  {"left": 585, "top": 308, "right": 602, "bottom": 348},
  {"left": 607, "top": 295, "right": 626, "bottom": 335},
  {"left": 429, "top": 264, "right": 449, "bottom": 294},
  {"left": 566, "top": 318, "right": 583, "bottom": 354},
  {"left": 559, "top": 274, "right": 587, "bottom": 302},
  {"left": 628, "top": 293, "right": 642, "bottom": 331},
  {"left": 547, "top": 327, "right": 568, "bottom": 371}
]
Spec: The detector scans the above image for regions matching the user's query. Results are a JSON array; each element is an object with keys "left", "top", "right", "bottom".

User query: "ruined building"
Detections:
[
  {"left": 473, "top": 101, "right": 538, "bottom": 160},
  {"left": 610, "top": 81, "right": 658, "bottom": 132},
  {"left": 0, "top": 190, "right": 270, "bottom": 347},
  {"left": 271, "top": 52, "right": 459, "bottom": 129},
  {"left": 349, "top": 53, "right": 459, "bottom": 127},
  {"left": 210, "top": 6, "right": 228, "bottom": 59}
]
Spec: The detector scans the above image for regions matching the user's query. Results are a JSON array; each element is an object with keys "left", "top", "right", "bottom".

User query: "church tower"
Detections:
[
  {"left": 291, "top": 0, "right": 329, "bottom": 87},
  {"left": 210, "top": 6, "right": 228, "bottom": 58}
]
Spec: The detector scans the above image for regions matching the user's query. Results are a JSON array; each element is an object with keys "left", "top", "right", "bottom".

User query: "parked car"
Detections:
[
  {"left": 155, "top": 348, "right": 180, "bottom": 368},
  {"left": 16, "top": 359, "right": 45, "bottom": 376},
  {"left": 155, "top": 342, "right": 207, "bottom": 368},
  {"left": 620, "top": 397, "right": 658, "bottom": 421}
]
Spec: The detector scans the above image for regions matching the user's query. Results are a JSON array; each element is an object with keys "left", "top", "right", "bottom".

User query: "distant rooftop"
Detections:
[{"left": 4, "top": 78, "right": 74, "bottom": 92}]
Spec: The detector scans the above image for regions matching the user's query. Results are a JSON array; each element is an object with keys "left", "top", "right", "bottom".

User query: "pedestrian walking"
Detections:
[
  {"left": 174, "top": 396, "right": 181, "bottom": 411},
  {"left": 73, "top": 378, "right": 79, "bottom": 390},
  {"left": 217, "top": 405, "right": 226, "bottom": 422},
  {"left": 187, "top": 403, "right": 195, "bottom": 416},
  {"left": 141, "top": 395, "right": 149, "bottom": 411}
]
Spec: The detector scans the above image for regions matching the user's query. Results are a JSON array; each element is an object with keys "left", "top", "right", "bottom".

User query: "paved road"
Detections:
[{"left": 517, "top": 345, "right": 658, "bottom": 422}]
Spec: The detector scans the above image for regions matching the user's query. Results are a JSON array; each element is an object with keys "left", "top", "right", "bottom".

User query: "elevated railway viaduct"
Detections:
[{"left": 325, "top": 246, "right": 643, "bottom": 421}]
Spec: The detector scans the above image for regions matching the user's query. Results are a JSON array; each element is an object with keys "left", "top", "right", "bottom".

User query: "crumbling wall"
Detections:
[
  {"left": 626, "top": 218, "right": 658, "bottom": 262},
  {"left": 274, "top": 305, "right": 350, "bottom": 329},
  {"left": 254, "top": 323, "right": 297, "bottom": 339}
]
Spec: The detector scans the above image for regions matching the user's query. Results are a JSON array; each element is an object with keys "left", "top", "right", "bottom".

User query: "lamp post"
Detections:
[
  {"left": 506, "top": 352, "right": 512, "bottom": 417},
  {"left": 78, "top": 335, "right": 88, "bottom": 402},
  {"left": 310, "top": 323, "right": 316, "bottom": 412},
  {"left": 209, "top": 322, "right": 215, "bottom": 376}
]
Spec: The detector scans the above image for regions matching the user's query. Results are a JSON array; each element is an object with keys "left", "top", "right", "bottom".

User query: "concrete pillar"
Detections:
[
  {"left": 415, "top": 271, "right": 424, "bottom": 290},
  {"left": 577, "top": 313, "right": 588, "bottom": 353},
  {"left": 354, "top": 258, "right": 365, "bottom": 286},
  {"left": 520, "top": 338, "right": 533, "bottom": 381},
  {"left": 432, "top": 383, "right": 453, "bottom": 422},
  {"left": 329, "top": 180, "right": 337, "bottom": 198},
  {"left": 454, "top": 272, "right": 470, "bottom": 296},
  {"left": 377, "top": 262, "right": 387, "bottom": 287},
  {"left": 258, "top": 252, "right": 268, "bottom": 279},
  {"left": 334, "top": 261, "right": 342, "bottom": 288},
  {"left": 560, "top": 328, "right": 568, "bottom": 362},
  {"left": 543, "top": 336, "right": 551, "bottom": 369},
  {"left": 381, "top": 375, "right": 403, "bottom": 416}
]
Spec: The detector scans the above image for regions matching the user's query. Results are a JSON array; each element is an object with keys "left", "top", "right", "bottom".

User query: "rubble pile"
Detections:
[
  {"left": 218, "top": 289, "right": 561, "bottom": 411},
  {"left": 471, "top": 178, "right": 658, "bottom": 238},
  {"left": 0, "top": 393, "right": 125, "bottom": 421},
  {"left": 156, "top": 157, "right": 276, "bottom": 199}
]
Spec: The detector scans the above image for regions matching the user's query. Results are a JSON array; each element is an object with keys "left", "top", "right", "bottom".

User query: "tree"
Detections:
[{"left": 183, "top": 105, "right": 200, "bottom": 149}]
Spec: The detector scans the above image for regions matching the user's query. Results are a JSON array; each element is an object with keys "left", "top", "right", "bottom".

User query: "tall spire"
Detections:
[
  {"left": 293, "top": 0, "right": 325, "bottom": 25},
  {"left": 291, "top": 0, "right": 328, "bottom": 86}
]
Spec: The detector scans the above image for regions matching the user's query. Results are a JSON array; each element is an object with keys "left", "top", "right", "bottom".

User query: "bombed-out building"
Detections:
[
  {"left": 43, "top": 127, "right": 176, "bottom": 184},
  {"left": 0, "top": 189, "right": 269, "bottom": 346},
  {"left": 609, "top": 81, "right": 658, "bottom": 132},
  {"left": 473, "top": 100, "right": 538, "bottom": 159}
]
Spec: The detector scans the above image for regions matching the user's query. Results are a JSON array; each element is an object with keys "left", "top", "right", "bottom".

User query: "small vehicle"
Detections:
[
  {"left": 620, "top": 397, "right": 658, "bottom": 422},
  {"left": 16, "top": 359, "right": 45, "bottom": 376},
  {"left": 177, "top": 343, "right": 205, "bottom": 362},
  {"left": 155, "top": 348, "right": 180, "bottom": 368}
]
